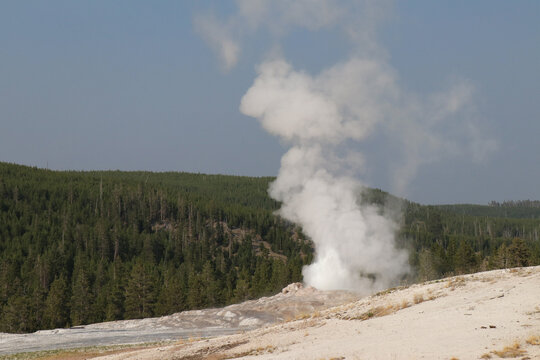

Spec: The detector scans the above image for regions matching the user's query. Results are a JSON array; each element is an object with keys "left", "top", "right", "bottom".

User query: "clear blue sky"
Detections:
[{"left": 1, "top": 1, "right": 539, "bottom": 205}]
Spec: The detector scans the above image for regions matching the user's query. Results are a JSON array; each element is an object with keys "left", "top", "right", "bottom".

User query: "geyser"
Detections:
[
  {"left": 197, "top": 0, "right": 496, "bottom": 293},
  {"left": 240, "top": 58, "right": 409, "bottom": 292}
]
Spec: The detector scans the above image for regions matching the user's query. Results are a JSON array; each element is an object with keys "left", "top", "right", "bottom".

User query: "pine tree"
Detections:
[
  {"left": 2, "top": 295, "right": 33, "bottom": 333},
  {"left": 234, "top": 268, "right": 251, "bottom": 302},
  {"left": 507, "top": 238, "right": 531, "bottom": 267},
  {"left": 186, "top": 272, "right": 205, "bottom": 309},
  {"left": 454, "top": 240, "right": 477, "bottom": 274},
  {"left": 44, "top": 275, "right": 70, "bottom": 329},
  {"left": 124, "top": 261, "right": 157, "bottom": 319},
  {"left": 201, "top": 261, "right": 219, "bottom": 306},
  {"left": 70, "top": 270, "right": 94, "bottom": 326},
  {"left": 155, "top": 268, "right": 186, "bottom": 316},
  {"left": 417, "top": 249, "right": 437, "bottom": 281},
  {"left": 105, "top": 281, "right": 125, "bottom": 321}
]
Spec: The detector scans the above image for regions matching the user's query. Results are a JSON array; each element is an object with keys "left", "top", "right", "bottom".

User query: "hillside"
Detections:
[
  {"left": 0, "top": 162, "right": 311, "bottom": 333},
  {"left": 47, "top": 267, "right": 540, "bottom": 359},
  {"left": 0, "top": 284, "right": 360, "bottom": 355},
  {"left": 0, "top": 162, "right": 539, "bottom": 333},
  {"left": 437, "top": 203, "right": 540, "bottom": 219}
]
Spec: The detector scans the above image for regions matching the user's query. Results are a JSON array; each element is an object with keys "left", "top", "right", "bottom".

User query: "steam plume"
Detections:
[
  {"left": 240, "top": 58, "right": 409, "bottom": 291},
  {"left": 197, "top": 1, "right": 497, "bottom": 293}
]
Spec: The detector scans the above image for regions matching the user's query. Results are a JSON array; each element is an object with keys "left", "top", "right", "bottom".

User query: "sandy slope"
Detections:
[{"left": 95, "top": 266, "right": 540, "bottom": 360}]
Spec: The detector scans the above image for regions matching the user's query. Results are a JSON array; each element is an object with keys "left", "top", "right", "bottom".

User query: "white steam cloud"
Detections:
[
  {"left": 193, "top": 13, "right": 240, "bottom": 71},
  {"left": 197, "top": 1, "right": 497, "bottom": 292},
  {"left": 240, "top": 58, "right": 408, "bottom": 291}
]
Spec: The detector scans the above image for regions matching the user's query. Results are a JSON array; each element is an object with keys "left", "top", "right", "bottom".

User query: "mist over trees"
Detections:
[{"left": 0, "top": 162, "right": 539, "bottom": 333}]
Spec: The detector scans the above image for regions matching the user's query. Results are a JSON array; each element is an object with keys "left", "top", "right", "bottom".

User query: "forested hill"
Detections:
[
  {"left": 436, "top": 203, "right": 540, "bottom": 219},
  {"left": 0, "top": 162, "right": 311, "bottom": 333},
  {"left": 1, "top": 162, "right": 539, "bottom": 333}
]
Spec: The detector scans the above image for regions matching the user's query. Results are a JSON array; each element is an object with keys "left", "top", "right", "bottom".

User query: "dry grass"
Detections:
[
  {"left": 526, "top": 306, "right": 540, "bottom": 316},
  {"left": 345, "top": 304, "right": 396, "bottom": 320},
  {"left": 491, "top": 342, "right": 527, "bottom": 358},
  {"left": 373, "top": 285, "right": 406, "bottom": 297},
  {"left": 0, "top": 343, "right": 170, "bottom": 360},
  {"left": 446, "top": 276, "right": 467, "bottom": 290},
  {"left": 340, "top": 290, "right": 441, "bottom": 321},
  {"left": 172, "top": 340, "right": 249, "bottom": 360},
  {"left": 413, "top": 293, "right": 424, "bottom": 304},
  {"left": 509, "top": 268, "right": 523, "bottom": 274},
  {"left": 293, "top": 312, "right": 312, "bottom": 321},
  {"left": 285, "top": 309, "right": 327, "bottom": 322},
  {"left": 400, "top": 299, "right": 410, "bottom": 309},
  {"left": 229, "top": 345, "right": 276, "bottom": 358},
  {"left": 480, "top": 353, "right": 492, "bottom": 359},
  {"left": 526, "top": 335, "right": 540, "bottom": 345}
]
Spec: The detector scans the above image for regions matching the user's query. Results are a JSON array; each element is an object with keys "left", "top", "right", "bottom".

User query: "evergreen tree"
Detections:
[
  {"left": 234, "top": 269, "right": 251, "bottom": 302},
  {"left": 186, "top": 271, "right": 205, "bottom": 309},
  {"left": 454, "top": 240, "right": 477, "bottom": 274},
  {"left": 70, "top": 270, "right": 94, "bottom": 326},
  {"left": 155, "top": 269, "right": 186, "bottom": 316},
  {"left": 507, "top": 238, "right": 531, "bottom": 267},
  {"left": 417, "top": 249, "right": 438, "bottom": 281},
  {"left": 1, "top": 295, "right": 33, "bottom": 333},
  {"left": 106, "top": 281, "right": 125, "bottom": 321},
  {"left": 43, "top": 275, "right": 70, "bottom": 329},
  {"left": 124, "top": 261, "right": 157, "bottom": 319}
]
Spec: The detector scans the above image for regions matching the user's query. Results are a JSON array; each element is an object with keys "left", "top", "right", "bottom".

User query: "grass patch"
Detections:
[
  {"left": 446, "top": 277, "right": 467, "bottom": 290},
  {"left": 400, "top": 299, "right": 410, "bottom": 309},
  {"left": 413, "top": 293, "right": 424, "bottom": 304},
  {"left": 526, "top": 335, "right": 540, "bottom": 345},
  {"left": 491, "top": 342, "right": 527, "bottom": 358},
  {"left": 0, "top": 342, "right": 172, "bottom": 360},
  {"left": 294, "top": 312, "right": 312, "bottom": 321},
  {"left": 347, "top": 305, "right": 395, "bottom": 320},
  {"left": 341, "top": 292, "right": 439, "bottom": 321},
  {"left": 229, "top": 345, "right": 276, "bottom": 358}
]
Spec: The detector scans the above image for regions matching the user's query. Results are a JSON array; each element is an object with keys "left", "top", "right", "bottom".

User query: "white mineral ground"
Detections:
[
  {"left": 2, "top": 266, "right": 540, "bottom": 359},
  {"left": 0, "top": 282, "right": 359, "bottom": 355}
]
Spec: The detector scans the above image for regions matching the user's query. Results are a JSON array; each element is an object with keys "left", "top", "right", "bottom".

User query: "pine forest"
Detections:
[{"left": 0, "top": 162, "right": 539, "bottom": 333}]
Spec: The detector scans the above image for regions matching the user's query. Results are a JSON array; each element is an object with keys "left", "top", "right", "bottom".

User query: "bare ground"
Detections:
[
  {"left": 90, "top": 266, "right": 540, "bottom": 360},
  {"left": 0, "top": 283, "right": 359, "bottom": 357}
]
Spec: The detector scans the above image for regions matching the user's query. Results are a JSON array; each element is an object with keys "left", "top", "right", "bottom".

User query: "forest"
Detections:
[{"left": 0, "top": 162, "right": 539, "bottom": 333}]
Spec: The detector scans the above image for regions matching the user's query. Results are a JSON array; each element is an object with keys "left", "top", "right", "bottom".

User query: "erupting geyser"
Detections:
[
  {"left": 197, "top": 0, "right": 496, "bottom": 293},
  {"left": 240, "top": 59, "right": 409, "bottom": 292}
]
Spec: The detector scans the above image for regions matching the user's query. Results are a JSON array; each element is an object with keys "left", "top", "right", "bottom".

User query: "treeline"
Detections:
[
  {"left": 0, "top": 163, "right": 310, "bottom": 333},
  {"left": 489, "top": 200, "right": 540, "bottom": 208},
  {"left": 437, "top": 203, "right": 540, "bottom": 219},
  {"left": 402, "top": 203, "right": 540, "bottom": 281},
  {"left": 1, "top": 162, "right": 539, "bottom": 333}
]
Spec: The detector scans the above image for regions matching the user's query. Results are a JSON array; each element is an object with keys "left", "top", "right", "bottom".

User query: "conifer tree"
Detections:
[
  {"left": 44, "top": 275, "right": 70, "bottom": 329},
  {"left": 507, "top": 238, "right": 531, "bottom": 267},
  {"left": 124, "top": 261, "right": 157, "bottom": 319},
  {"left": 70, "top": 270, "right": 93, "bottom": 326}
]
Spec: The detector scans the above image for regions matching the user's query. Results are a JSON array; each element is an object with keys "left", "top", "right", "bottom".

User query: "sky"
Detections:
[{"left": 0, "top": 1, "right": 539, "bottom": 205}]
